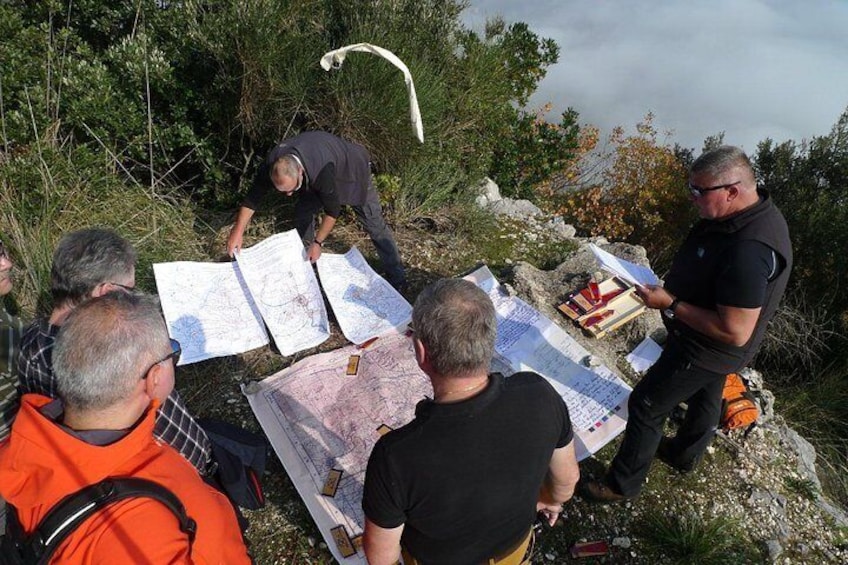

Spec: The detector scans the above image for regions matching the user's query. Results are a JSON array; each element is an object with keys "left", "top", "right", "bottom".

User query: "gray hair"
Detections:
[
  {"left": 54, "top": 292, "right": 169, "bottom": 412},
  {"left": 270, "top": 155, "right": 301, "bottom": 183},
  {"left": 51, "top": 228, "right": 136, "bottom": 308},
  {"left": 691, "top": 145, "right": 755, "bottom": 184},
  {"left": 412, "top": 278, "right": 496, "bottom": 378}
]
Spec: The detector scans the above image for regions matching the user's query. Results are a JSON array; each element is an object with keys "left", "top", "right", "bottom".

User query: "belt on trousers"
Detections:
[{"left": 401, "top": 528, "right": 534, "bottom": 565}]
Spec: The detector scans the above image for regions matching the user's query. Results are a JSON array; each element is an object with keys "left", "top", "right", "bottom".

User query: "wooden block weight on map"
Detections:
[{"left": 557, "top": 276, "right": 647, "bottom": 339}]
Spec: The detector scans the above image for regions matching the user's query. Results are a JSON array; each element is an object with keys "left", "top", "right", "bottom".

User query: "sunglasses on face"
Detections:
[
  {"left": 688, "top": 180, "right": 740, "bottom": 198},
  {"left": 142, "top": 338, "right": 182, "bottom": 379}
]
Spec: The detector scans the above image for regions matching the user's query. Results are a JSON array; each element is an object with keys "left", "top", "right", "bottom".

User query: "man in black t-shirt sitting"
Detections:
[{"left": 362, "top": 279, "right": 580, "bottom": 565}]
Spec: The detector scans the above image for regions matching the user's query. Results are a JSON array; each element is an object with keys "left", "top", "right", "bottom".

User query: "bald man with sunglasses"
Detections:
[{"left": 585, "top": 145, "right": 792, "bottom": 502}]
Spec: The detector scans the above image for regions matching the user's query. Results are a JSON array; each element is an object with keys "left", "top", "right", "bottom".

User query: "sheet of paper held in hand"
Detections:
[
  {"left": 317, "top": 247, "right": 412, "bottom": 344},
  {"left": 244, "top": 332, "right": 432, "bottom": 564},
  {"left": 464, "top": 265, "right": 632, "bottom": 461},
  {"left": 154, "top": 230, "right": 329, "bottom": 364},
  {"left": 589, "top": 243, "right": 660, "bottom": 286},
  {"left": 234, "top": 230, "right": 330, "bottom": 356}
]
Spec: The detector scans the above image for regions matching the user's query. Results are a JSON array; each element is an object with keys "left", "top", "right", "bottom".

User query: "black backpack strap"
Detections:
[{"left": 6, "top": 477, "right": 197, "bottom": 565}]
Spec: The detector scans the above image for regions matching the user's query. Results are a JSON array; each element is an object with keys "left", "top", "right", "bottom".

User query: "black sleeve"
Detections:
[
  {"left": 715, "top": 240, "right": 777, "bottom": 309},
  {"left": 362, "top": 438, "right": 407, "bottom": 528},
  {"left": 553, "top": 390, "right": 574, "bottom": 448},
  {"left": 241, "top": 162, "right": 274, "bottom": 210},
  {"left": 312, "top": 163, "right": 342, "bottom": 218}
]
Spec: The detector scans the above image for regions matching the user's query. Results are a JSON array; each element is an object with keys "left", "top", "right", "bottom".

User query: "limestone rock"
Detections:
[
  {"left": 488, "top": 198, "right": 543, "bottom": 220},
  {"left": 474, "top": 177, "right": 502, "bottom": 207}
]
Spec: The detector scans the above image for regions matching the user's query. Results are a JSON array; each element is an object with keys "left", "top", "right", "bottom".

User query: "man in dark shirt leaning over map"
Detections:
[
  {"left": 226, "top": 131, "right": 407, "bottom": 289},
  {"left": 362, "top": 278, "right": 580, "bottom": 565}
]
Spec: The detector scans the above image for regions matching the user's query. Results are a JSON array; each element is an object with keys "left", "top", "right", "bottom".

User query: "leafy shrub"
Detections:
[{"left": 548, "top": 114, "right": 694, "bottom": 270}]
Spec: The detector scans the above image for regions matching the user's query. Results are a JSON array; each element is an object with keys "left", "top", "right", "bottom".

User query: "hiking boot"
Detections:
[
  {"left": 581, "top": 480, "right": 632, "bottom": 503},
  {"left": 656, "top": 437, "right": 696, "bottom": 474}
]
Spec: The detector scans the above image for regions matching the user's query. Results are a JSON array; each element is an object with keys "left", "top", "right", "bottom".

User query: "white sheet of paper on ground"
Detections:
[
  {"left": 626, "top": 337, "right": 663, "bottom": 374},
  {"left": 244, "top": 332, "right": 432, "bottom": 564},
  {"left": 464, "top": 265, "right": 632, "bottom": 461},
  {"left": 235, "top": 230, "right": 330, "bottom": 356},
  {"left": 154, "top": 261, "right": 269, "bottom": 365},
  {"left": 317, "top": 247, "right": 412, "bottom": 344},
  {"left": 589, "top": 243, "right": 659, "bottom": 286}
]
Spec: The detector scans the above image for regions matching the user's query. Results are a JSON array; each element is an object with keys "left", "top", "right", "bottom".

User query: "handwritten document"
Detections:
[
  {"left": 317, "top": 247, "right": 412, "bottom": 344},
  {"left": 590, "top": 243, "right": 659, "bottom": 286},
  {"left": 466, "top": 266, "right": 632, "bottom": 460}
]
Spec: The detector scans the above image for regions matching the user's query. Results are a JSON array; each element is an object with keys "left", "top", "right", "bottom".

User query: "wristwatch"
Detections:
[{"left": 664, "top": 298, "right": 681, "bottom": 320}]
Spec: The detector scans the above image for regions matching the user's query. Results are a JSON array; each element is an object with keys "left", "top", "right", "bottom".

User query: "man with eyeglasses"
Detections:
[
  {"left": 226, "top": 131, "right": 407, "bottom": 290},
  {"left": 585, "top": 145, "right": 792, "bottom": 502},
  {"left": 0, "top": 292, "right": 251, "bottom": 563},
  {"left": 17, "top": 228, "right": 213, "bottom": 475}
]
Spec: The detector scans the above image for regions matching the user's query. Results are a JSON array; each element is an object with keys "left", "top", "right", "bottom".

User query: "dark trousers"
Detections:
[
  {"left": 295, "top": 185, "right": 406, "bottom": 286},
  {"left": 608, "top": 344, "right": 725, "bottom": 497}
]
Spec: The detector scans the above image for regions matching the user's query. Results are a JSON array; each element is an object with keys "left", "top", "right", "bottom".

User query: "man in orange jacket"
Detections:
[{"left": 0, "top": 292, "right": 251, "bottom": 563}]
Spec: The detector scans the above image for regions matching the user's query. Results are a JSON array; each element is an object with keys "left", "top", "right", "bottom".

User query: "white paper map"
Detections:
[
  {"left": 245, "top": 333, "right": 431, "bottom": 564},
  {"left": 317, "top": 247, "right": 412, "bottom": 344},
  {"left": 154, "top": 230, "right": 329, "bottom": 363},
  {"left": 465, "top": 266, "right": 632, "bottom": 461},
  {"left": 235, "top": 231, "right": 329, "bottom": 355},
  {"left": 153, "top": 260, "right": 269, "bottom": 365}
]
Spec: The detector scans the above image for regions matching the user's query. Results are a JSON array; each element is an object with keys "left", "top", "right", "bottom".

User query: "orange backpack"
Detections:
[{"left": 720, "top": 373, "right": 760, "bottom": 432}]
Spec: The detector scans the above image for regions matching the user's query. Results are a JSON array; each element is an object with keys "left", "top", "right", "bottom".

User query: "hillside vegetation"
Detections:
[{"left": 2, "top": 1, "right": 848, "bottom": 562}]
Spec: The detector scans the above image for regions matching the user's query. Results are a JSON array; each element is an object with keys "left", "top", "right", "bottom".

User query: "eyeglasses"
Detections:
[
  {"left": 142, "top": 338, "right": 181, "bottom": 379},
  {"left": 688, "top": 180, "right": 740, "bottom": 198}
]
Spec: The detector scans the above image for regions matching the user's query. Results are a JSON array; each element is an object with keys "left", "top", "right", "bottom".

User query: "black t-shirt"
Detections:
[
  {"left": 242, "top": 161, "right": 343, "bottom": 218},
  {"left": 362, "top": 372, "right": 573, "bottom": 564},
  {"left": 715, "top": 239, "right": 778, "bottom": 308}
]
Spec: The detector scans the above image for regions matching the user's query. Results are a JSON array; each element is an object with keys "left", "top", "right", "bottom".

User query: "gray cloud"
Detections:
[{"left": 463, "top": 0, "right": 848, "bottom": 152}]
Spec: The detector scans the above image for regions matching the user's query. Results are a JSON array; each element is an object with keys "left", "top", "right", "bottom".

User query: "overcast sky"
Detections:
[{"left": 463, "top": 0, "right": 848, "bottom": 154}]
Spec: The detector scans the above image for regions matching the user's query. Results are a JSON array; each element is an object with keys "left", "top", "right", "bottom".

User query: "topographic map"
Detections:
[
  {"left": 317, "top": 247, "right": 412, "bottom": 344},
  {"left": 244, "top": 264, "right": 631, "bottom": 560},
  {"left": 153, "top": 260, "right": 268, "bottom": 365},
  {"left": 154, "top": 230, "right": 329, "bottom": 363},
  {"left": 235, "top": 230, "right": 329, "bottom": 355},
  {"left": 245, "top": 333, "right": 431, "bottom": 564}
]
